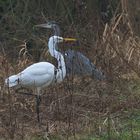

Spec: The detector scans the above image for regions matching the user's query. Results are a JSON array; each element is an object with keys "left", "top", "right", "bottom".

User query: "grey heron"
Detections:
[{"left": 35, "top": 21, "right": 105, "bottom": 80}]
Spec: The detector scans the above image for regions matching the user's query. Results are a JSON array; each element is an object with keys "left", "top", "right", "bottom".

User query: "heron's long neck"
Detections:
[
  {"left": 53, "top": 25, "right": 60, "bottom": 36},
  {"left": 48, "top": 39, "right": 66, "bottom": 82}
]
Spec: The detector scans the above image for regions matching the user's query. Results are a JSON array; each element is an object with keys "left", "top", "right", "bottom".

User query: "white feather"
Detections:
[{"left": 5, "top": 36, "right": 71, "bottom": 90}]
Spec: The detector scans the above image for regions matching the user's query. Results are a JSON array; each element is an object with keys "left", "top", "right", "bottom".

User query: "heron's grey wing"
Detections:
[
  {"left": 90, "top": 63, "right": 106, "bottom": 80},
  {"left": 64, "top": 49, "right": 105, "bottom": 80}
]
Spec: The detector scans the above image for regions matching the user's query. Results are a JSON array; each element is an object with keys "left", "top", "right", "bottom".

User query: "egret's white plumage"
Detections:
[
  {"left": 5, "top": 36, "right": 76, "bottom": 91},
  {"left": 5, "top": 62, "right": 55, "bottom": 88},
  {"left": 5, "top": 35, "right": 76, "bottom": 123}
]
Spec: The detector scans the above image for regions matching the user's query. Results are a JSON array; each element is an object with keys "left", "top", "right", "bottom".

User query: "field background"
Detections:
[{"left": 0, "top": 0, "right": 140, "bottom": 140}]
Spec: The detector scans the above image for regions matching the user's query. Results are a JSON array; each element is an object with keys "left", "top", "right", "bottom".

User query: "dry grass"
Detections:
[
  {"left": 0, "top": 18, "right": 140, "bottom": 140},
  {"left": 0, "top": 0, "right": 140, "bottom": 140}
]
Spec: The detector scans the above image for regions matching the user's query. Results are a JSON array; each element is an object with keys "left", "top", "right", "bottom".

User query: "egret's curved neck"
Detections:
[{"left": 48, "top": 38, "right": 66, "bottom": 82}]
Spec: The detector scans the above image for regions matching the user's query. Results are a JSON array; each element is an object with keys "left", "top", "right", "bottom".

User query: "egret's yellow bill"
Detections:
[{"left": 64, "top": 38, "right": 77, "bottom": 42}]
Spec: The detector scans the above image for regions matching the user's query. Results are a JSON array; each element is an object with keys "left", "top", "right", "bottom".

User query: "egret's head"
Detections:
[
  {"left": 49, "top": 36, "right": 63, "bottom": 43},
  {"left": 49, "top": 36, "right": 76, "bottom": 44}
]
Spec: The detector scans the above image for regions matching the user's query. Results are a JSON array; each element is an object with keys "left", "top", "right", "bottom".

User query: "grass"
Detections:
[
  {"left": 0, "top": 1, "right": 140, "bottom": 140},
  {"left": 38, "top": 77, "right": 139, "bottom": 140},
  {"left": 0, "top": 54, "right": 140, "bottom": 140},
  {"left": 27, "top": 108, "right": 140, "bottom": 140}
]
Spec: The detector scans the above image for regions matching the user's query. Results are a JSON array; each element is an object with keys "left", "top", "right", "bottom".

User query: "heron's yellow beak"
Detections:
[{"left": 63, "top": 38, "right": 77, "bottom": 42}]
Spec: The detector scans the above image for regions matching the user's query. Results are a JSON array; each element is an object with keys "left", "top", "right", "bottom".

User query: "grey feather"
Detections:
[{"left": 64, "top": 49, "right": 105, "bottom": 80}]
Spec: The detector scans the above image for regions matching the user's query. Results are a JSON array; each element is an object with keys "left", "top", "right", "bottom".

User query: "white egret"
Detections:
[
  {"left": 35, "top": 21, "right": 105, "bottom": 80},
  {"left": 5, "top": 35, "right": 76, "bottom": 122}
]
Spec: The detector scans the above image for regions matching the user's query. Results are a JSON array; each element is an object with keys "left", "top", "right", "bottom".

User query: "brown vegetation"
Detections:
[{"left": 0, "top": 0, "right": 140, "bottom": 139}]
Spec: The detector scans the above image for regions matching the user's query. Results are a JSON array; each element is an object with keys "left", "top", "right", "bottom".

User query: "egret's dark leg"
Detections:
[
  {"left": 35, "top": 88, "right": 42, "bottom": 124},
  {"left": 35, "top": 94, "right": 41, "bottom": 123}
]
